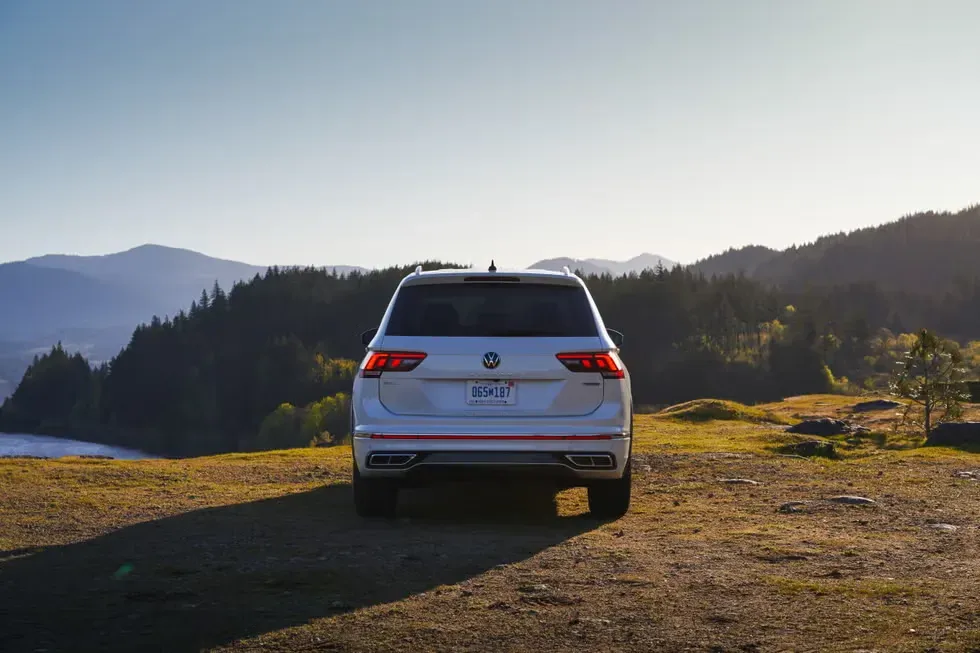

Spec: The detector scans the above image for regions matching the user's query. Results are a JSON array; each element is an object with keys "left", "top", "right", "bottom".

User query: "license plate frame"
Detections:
[{"left": 466, "top": 380, "right": 517, "bottom": 406}]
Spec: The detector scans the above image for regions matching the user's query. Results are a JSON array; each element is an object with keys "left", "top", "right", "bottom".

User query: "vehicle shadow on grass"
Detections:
[{"left": 0, "top": 481, "right": 596, "bottom": 653}]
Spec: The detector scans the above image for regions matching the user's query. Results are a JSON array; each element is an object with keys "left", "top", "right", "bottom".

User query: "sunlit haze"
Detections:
[{"left": 2, "top": 0, "right": 978, "bottom": 268}]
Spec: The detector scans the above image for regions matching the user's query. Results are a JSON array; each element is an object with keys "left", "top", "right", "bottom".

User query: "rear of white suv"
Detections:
[{"left": 351, "top": 267, "right": 632, "bottom": 518}]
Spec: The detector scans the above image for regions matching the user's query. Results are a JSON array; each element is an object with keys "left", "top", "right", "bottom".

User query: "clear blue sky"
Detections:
[{"left": 2, "top": 0, "right": 978, "bottom": 268}]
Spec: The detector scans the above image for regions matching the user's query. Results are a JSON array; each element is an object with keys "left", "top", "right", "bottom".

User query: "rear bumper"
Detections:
[{"left": 352, "top": 434, "right": 630, "bottom": 483}]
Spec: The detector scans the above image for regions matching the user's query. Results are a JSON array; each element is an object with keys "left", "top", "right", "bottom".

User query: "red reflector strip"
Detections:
[{"left": 369, "top": 434, "right": 613, "bottom": 440}]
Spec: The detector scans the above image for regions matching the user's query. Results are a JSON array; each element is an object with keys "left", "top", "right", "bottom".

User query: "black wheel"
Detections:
[
  {"left": 352, "top": 455, "right": 398, "bottom": 518},
  {"left": 587, "top": 461, "right": 631, "bottom": 519}
]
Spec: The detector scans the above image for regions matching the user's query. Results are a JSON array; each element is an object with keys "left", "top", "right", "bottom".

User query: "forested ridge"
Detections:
[
  {"left": 693, "top": 205, "right": 980, "bottom": 298},
  {"left": 3, "top": 208, "right": 980, "bottom": 457}
]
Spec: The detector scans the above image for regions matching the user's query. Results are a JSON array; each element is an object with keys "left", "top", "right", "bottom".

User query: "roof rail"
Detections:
[
  {"left": 414, "top": 265, "right": 423, "bottom": 275},
  {"left": 562, "top": 266, "right": 571, "bottom": 275}
]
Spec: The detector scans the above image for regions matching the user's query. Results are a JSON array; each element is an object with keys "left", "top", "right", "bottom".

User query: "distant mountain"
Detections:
[
  {"left": 0, "top": 263, "right": 156, "bottom": 341},
  {"left": 690, "top": 205, "right": 980, "bottom": 294},
  {"left": 530, "top": 253, "right": 678, "bottom": 277},
  {"left": 29, "top": 244, "right": 259, "bottom": 315},
  {"left": 27, "top": 244, "right": 267, "bottom": 293},
  {"left": 1, "top": 244, "right": 364, "bottom": 398},
  {"left": 23, "top": 244, "right": 365, "bottom": 319},
  {"left": 0, "top": 262, "right": 159, "bottom": 398}
]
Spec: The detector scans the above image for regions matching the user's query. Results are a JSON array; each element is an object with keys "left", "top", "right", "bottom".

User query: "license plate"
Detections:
[{"left": 466, "top": 380, "right": 517, "bottom": 405}]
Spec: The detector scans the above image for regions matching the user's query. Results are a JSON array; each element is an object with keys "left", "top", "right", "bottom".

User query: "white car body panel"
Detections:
[{"left": 351, "top": 268, "right": 632, "bottom": 483}]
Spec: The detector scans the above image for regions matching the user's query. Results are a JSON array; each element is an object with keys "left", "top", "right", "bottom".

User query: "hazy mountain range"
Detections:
[
  {"left": 2, "top": 204, "right": 978, "bottom": 398},
  {"left": 0, "top": 245, "right": 362, "bottom": 398},
  {"left": 1, "top": 245, "right": 362, "bottom": 339},
  {"left": 529, "top": 253, "right": 678, "bottom": 277}
]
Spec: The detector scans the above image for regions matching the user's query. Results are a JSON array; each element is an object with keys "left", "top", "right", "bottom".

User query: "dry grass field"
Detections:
[{"left": 1, "top": 395, "right": 978, "bottom": 652}]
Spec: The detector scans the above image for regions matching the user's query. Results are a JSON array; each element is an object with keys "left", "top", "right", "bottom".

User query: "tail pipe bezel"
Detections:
[
  {"left": 564, "top": 453, "right": 615, "bottom": 469},
  {"left": 367, "top": 453, "right": 417, "bottom": 468}
]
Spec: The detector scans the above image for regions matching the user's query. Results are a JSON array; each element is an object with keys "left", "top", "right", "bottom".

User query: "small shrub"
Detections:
[
  {"left": 302, "top": 393, "right": 351, "bottom": 445},
  {"left": 249, "top": 403, "right": 305, "bottom": 451},
  {"left": 246, "top": 392, "right": 351, "bottom": 452}
]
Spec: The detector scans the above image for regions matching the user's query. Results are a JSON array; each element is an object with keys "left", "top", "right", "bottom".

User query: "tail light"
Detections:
[
  {"left": 361, "top": 351, "right": 426, "bottom": 378},
  {"left": 556, "top": 352, "right": 625, "bottom": 379}
]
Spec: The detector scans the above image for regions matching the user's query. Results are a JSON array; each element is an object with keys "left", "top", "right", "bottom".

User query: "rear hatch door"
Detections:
[
  {"left": 375, "top": 279, "right": 605, "bottom": 418},
  {"left": 377, "top": 335, "right": 604, "bottom": 417}
]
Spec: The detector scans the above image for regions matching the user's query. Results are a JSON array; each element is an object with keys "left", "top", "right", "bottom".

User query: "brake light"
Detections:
[
  {"left": 361, "top": 351, "right": 426, "bottom": 378},
  {"left": 556, "top": 352, "right": 625, "bottom": 379}
]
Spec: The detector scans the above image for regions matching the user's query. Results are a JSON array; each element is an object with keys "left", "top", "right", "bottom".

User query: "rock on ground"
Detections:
[
  {"left": 853, "top": 399, "right": 902, "bottom": 412},
  {"left": 779, "top": 440, "right": 837, "bottom": 458},
  {"left": 778, "top": 501, "right": 808, "bottom": 513},
  {"left": 827, "top": 495, "right": 876, "bottom": 506},
  {"left": 787, "top": 419, "right": 854, "bottom": 436},
  {"left": 926, "top": 422, "right": 980, "bottom": 447}
]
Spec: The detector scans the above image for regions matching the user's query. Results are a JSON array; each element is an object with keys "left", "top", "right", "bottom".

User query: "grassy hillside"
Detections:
[{"left": 2, "top": 396, "right": 979, "bottom": 652}]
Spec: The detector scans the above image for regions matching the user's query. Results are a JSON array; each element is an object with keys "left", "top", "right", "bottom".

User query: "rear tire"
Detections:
[
  {"left": 353, "top": 455, "right": 398, "bottom": 518},
  {"left": 587, "top": 461, "right": 631, "bottom": 519}
]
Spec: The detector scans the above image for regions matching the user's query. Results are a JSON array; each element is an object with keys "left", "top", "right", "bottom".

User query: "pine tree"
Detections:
[
  {"left": 211, "top": 281, "right": 227, "bottom": 309},
  {"left": 890, "top": 329, "right": 971, "bottom": 438}
]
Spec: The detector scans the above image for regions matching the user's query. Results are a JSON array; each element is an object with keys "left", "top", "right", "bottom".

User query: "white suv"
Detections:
[{"left": 351, "top": 265, "right": 632, "bottom": 518}]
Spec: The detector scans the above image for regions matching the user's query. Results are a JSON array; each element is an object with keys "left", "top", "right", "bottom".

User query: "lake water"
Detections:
[{"left": 0, "top": 433, "right": 152, "bottom": 460}]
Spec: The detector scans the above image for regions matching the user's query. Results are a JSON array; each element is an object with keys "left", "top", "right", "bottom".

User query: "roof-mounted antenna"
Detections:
[
  {"left": 488, "top": 259, "right": 497, "bottom": 272},
  {"left": 414, "top": 265, "right": 423, "bottom": 275},
  {"left": 561, "top": 266, "right": 571, "bottom": 275}
]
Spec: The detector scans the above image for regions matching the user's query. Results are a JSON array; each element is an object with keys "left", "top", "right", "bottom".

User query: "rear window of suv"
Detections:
[{"left": 385, "top": 282, "right": 599, "bottom": 337}]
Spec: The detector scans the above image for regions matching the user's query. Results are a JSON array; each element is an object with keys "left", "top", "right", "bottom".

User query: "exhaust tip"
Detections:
[
  {"left": 368, "top": 453, "right": 416, "bottom": 467},
  {"left": 565, "top": 454, "right": 614, "bottom": 469}
]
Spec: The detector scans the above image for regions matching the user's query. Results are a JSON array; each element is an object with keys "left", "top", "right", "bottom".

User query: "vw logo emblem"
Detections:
[{"left": 482, "top": 352, "right": 501, "bottom": 369}]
